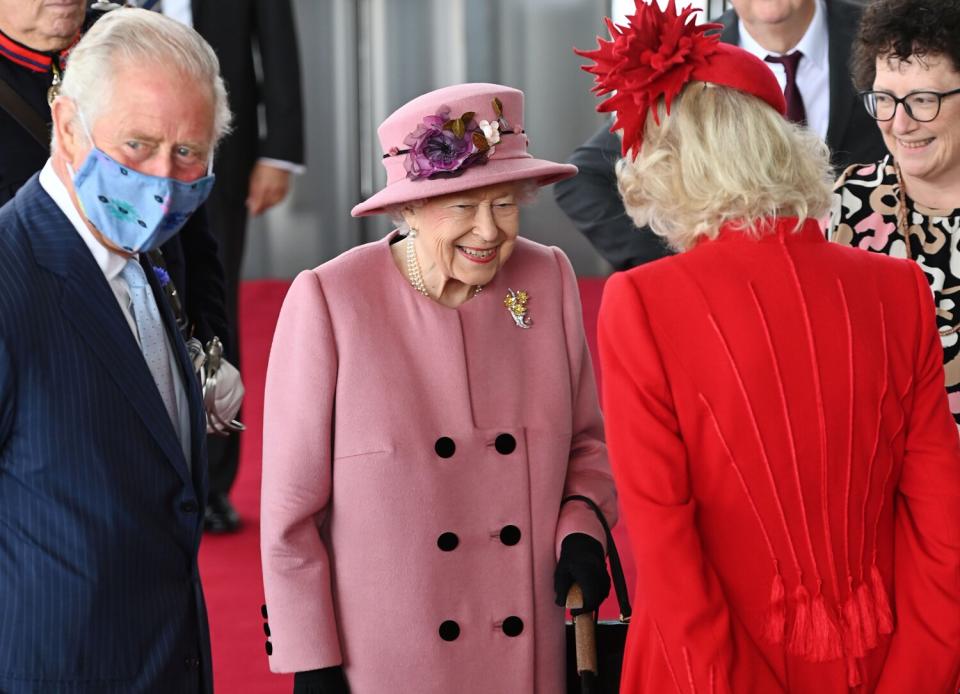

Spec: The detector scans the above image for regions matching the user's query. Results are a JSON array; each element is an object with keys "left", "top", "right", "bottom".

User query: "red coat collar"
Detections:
[{"left": 709, "top": 217, "right": 827, "bottom": 245}]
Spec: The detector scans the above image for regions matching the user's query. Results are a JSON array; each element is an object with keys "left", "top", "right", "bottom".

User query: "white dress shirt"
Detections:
[
  {"left": 39, "top": 160, "right": 194, "bottom": 466},
  {"left": 738, "top": 0, "right": 831, "bottom": 141},
  {"left": 159, "top": 0, "right": 193, "bottom": 26}
]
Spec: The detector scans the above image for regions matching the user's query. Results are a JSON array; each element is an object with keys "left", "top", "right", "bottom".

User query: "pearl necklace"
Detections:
[{"left": 405, "top": 234, "right": 483, "bottom": 299}]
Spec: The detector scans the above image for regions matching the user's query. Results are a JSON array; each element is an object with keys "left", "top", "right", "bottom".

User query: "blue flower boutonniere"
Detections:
[{"left": 151, "top": 264, "right": 171, "bottom": 288}]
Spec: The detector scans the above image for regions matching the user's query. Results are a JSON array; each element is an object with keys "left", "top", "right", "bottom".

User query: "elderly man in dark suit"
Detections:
[
  {"left": 0, "top": 0, "right": 229, "bottom": 347},
  {"left": 0, "top": 9, "right": 230, "bottom": 692},
  {"left": 555, "top": 0, "right": 887, "bottom": 270},
  {"left": 149, "top": 0, "right": 305, "bottom": 532}
]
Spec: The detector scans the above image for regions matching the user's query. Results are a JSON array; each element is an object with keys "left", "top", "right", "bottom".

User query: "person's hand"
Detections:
[
  {"left": 246, "top": 162, "right": 292, "bottom": 216},
  {"left": 553, "top": 533, "right": 610, "bottom": 615},
  {"left": 203, "top": 356, "right": 244, "bottom": 434},
  {"left": 293, "top": 666, "right": 350, "bottom": 694}
]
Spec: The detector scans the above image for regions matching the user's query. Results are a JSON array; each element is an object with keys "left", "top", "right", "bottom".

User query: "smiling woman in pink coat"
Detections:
[{"left": 259, "top": 83, "right": 618, "bottom": 694}]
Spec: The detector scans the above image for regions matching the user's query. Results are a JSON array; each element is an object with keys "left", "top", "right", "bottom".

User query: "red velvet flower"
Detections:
[{"left": 575, "top": 0, "right": 722, "bottom": 157}]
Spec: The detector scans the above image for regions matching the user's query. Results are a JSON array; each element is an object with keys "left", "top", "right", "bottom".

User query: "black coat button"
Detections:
[
  {"left": 184, "top": 657, "right": 200, "bottom": 670},
  {"left": 499, "top": 525, "right": 521, "bottom": 546},
  {"left": 435, "top": 437, "right": 456, "bottom": 458},
  {"left": 437, "top": 532, "right": 459, "bottom": 551},
  {"left": 261, "top": 604, "right": 268, "bottom": 619},
  {"left": 180, "top": 500, "right": 199, "bottom": 513},
  {"left": 439, "top": 620, "right": 460, "bottom": 641},
  {"left": 263, "top": 622, "right": 271, "bottom": 637},
  {"left": 265, "top": 640, "right": 273, "bottom": 655},
  {"left": 494, "top": 434, "right": 516, "bottom": 455},
  {"left": 502, "top": 616, "right": 524, "bottom": 637}
]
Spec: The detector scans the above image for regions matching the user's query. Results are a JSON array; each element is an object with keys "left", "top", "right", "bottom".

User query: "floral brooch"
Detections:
[
  {"left": 397, "top": 98, "right": 515, "bottom": 180},
  {"left": 504, "top": 288, "right": 531, "bottom": 329}
]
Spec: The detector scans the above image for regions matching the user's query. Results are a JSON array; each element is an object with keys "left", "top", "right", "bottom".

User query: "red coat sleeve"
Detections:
[
  {"left": 598, "top": 271, "right": 750, "bottom": 693},
  {"left": 876, "top": 263, "right": 960, "bottom": 692},
  {"left": 553, "top": 248, "right": 618, "bottom": 553}
]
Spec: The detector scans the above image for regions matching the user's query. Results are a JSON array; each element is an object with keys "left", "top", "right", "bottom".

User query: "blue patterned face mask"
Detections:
[{"left": 68, "top": 114, "right": 215, "bottom": 253}]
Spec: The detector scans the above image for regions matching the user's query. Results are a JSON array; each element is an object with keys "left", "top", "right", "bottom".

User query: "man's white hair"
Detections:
[{"left": 58, "top": 7, "right": 231, "bottom": 147}]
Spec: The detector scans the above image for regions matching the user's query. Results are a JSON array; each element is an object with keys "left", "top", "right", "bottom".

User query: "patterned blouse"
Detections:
[{"left": 828, "top": 154, "right": 960, "bottom": 424}]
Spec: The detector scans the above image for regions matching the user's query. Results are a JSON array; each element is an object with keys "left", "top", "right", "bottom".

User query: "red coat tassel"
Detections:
[
  {"left": 857, "top": 581, "right": 878, "bottom": 649},
  {"left": 842, "top": 583, "right": 866, "bottom": 658},
  {"left": 871, "top": 564, "right": 894, "bottom": 634},
  {"left": 846, "top": 655, "right": 863, "bottom": 688},
  {"left": 788, "top": 583, "right": 812, "bottom": 657},
  {"left": 764, "top": 571, "right": 786, "bottom": 644},
  {"left": 810, "top": 592, "right": 843, "bottom": 661}
]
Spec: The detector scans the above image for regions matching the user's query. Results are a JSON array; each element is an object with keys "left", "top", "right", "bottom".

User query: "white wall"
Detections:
[{"left": 611, "top": 0, "right": 711, "bottom": 25}]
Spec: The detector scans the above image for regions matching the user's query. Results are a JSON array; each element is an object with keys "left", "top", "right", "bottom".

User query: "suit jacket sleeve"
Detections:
[
  {"left": 253, "top": 0, "right": 305, "bottom": 165},
  {"left": 260, "top": 269, "right": 341, "bottom": 672},
  {"left": 876, "top": 263, "right": 960, "bottom": 692},
  {"left": 599, "top": 271, "right": 753, "bottom": 692},
  {"left": 178, "top": 206, "right": 229, "bottom": 348},
  {"left": 0, "top": 338, "right": 12, "bottom": 450},
  {"left": 552, "top": 249, "right": 618, "bottom": 552},
  {"left": 553, "top": 125, "right": 673, "bottom": 271}
]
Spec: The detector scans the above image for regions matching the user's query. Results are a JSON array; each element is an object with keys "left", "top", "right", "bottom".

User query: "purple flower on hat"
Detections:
[{"left": 403, "top": 106, "right": 491, "bottom": 180}]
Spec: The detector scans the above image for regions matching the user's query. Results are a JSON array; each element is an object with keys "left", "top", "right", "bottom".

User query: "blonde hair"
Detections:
[{"left": 616, "top": 82, "right": 833, "bottom": 252}]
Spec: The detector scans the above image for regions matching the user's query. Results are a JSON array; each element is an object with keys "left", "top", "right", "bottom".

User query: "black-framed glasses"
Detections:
[{"left": 860, "top": 88, "right": 960, "bottom": 122}]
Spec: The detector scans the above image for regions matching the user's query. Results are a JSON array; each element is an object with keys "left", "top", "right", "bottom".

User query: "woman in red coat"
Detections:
[{"left": 580, "top": 1, "right": 960, "bottom": 691}]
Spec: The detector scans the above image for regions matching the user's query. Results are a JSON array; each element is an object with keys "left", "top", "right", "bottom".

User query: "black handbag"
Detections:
[{"left": 562, "top": 494, "right": 631, "bottom": 694}]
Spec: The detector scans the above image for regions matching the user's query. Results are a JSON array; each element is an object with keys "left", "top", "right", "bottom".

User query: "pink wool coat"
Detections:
[{"left": 260, "top": 234, "right": 617, "bottom": 693}]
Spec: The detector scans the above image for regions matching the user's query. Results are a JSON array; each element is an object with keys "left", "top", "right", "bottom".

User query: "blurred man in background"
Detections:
[
  {"left": 556, "top": 0, "right": 886, "bottom": 270},
  {"left": 146, "top": 0, "right": 305, "bottom": 533}
]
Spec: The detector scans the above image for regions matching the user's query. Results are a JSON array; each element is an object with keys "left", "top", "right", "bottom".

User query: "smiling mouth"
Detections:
[
  {"left": 898, "top": 137, "right": 935, "bottom": 150},
  {"left": 457, "top": 245, "right": 498, "bottom": 263}
]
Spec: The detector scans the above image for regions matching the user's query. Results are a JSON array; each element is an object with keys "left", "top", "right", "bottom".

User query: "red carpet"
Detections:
[{"left": 199, "top": 277, "right": 633, "bottom": 692}]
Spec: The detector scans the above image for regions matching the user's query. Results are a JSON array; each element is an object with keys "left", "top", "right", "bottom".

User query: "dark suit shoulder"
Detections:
[
  {"left": 0, "top": 196, "right": 42, "bottom": 329},
  {"left": 0, "top": 179, "right": 79, "bottom": 327},
  {"left": 829, "top": 0, "right": 866, "bottom": 24}
]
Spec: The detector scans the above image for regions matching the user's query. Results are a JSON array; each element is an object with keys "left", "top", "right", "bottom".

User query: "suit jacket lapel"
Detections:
[
  {"left": 26, "top": 180, "right": 194, "bottom": 488},
  {"left": 190, "top": 0, "right": 203, "bottom": 31},
  {"left": 143, "top": 254, "right": 208, "bottom": 494},
  {"left": 718, "top": 8, "right": 739, "bottom": 45}
]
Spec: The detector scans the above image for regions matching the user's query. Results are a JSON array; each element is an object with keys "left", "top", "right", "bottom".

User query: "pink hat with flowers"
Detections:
[{"left": 351, "top": 83, "right": 578, "bottom": 217}]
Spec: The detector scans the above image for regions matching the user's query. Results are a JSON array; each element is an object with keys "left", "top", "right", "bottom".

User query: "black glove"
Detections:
[
  {"left": 293, "top": 666, "right": 350, "bottom": 694},
  {"left": 554, "top": 533, "right": 610, "bottom": 615}
]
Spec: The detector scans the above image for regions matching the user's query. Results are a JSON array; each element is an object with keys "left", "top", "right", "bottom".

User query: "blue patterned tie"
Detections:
[{"left": 121, "top": 259, "right": 180, "bottom": 432}]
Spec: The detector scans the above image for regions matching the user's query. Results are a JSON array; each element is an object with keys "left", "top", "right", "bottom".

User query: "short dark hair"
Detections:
[{"left": 851, "top": 0, "right": 960, "bottom": 91}]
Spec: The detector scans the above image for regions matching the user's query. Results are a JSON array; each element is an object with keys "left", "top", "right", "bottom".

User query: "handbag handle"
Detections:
[{"left": 562, "top": 494, "right": 631, "bottom": 623}]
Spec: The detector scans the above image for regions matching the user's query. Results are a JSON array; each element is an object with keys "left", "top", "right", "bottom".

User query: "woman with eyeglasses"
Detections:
[{"left": 829, "top": 0, "right": 960, "bottom": 426}]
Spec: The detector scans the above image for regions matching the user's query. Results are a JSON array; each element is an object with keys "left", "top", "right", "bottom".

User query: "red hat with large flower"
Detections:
[{"left": 576, "top": 0, "right": 786, "bottom": 158}]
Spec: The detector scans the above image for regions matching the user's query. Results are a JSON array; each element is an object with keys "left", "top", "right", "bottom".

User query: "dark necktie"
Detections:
[{"left": 765, "top": 51, "right": 806, "bottom": 125}]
